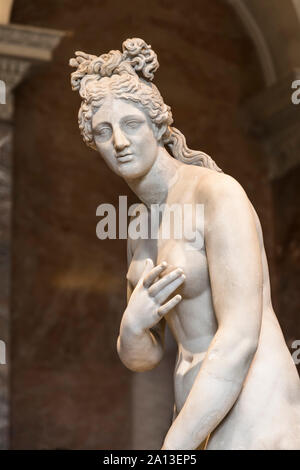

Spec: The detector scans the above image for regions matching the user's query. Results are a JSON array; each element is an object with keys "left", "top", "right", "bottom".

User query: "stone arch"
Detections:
[
  {"left": 226, "top": 0, "right": 300, "bottom": 179},
  {"left": 226, "top": 0, "right": 300, "bottom": 86}
]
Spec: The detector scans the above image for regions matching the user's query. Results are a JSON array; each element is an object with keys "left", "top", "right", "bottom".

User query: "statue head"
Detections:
[{"left": 69, "top": 38, "right": 222, "bottom": 174}]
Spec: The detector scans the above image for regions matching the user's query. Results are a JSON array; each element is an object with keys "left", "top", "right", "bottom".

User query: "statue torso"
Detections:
[{"left": 126, "top": 166, "right": 300, "bottom": 449}]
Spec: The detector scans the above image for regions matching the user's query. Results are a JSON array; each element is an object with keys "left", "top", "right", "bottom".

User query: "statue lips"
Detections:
[{"left": 116, "top": 152, "right": 133, "bottom": 163}]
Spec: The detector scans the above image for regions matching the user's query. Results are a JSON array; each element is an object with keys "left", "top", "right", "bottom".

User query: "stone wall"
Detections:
[
  {"left": 273, "top": 166, "right": 300, "bottom": 374},
  {"left": 0, "top": 124, "right": 12, "bottom": 449}
]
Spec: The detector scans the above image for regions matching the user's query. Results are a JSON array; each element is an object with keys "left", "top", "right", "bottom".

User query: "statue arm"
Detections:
[
  {"left": 117, "top": 278, "right": 166, "bottom": 372},
  {"left": 117, "top": 238, "right": 183, "bottom": 372},
  {"left": 162, "top": 175, "right": 263, "bottom": 449}
]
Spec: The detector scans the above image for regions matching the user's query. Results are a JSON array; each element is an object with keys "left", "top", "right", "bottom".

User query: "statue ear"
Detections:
[{"left": 154, "top": 123, "right": 167, "bottom": 142}]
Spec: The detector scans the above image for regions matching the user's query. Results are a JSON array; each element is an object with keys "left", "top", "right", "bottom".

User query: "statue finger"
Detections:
[
  {"left": 138, "top": 258, "right": 154, "bottom": 282},
  {"left": 158, "top": 295, "right": 182, "bottom": 316},
  {"left": 143, "top": 261, "right": 167, "bottom": 288},
  {"left": 155, "top": 275, "right": 185, "bottom": 304},
  {"left": 148, "top": 268, "right": 183, "bottom": 296}
]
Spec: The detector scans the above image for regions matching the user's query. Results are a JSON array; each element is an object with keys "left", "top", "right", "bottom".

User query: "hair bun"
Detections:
[
  {"left": 69, "top": 51, "right": 97, "bottom": 91},
  {"left": 122, "top": 38, "right": 159, "bottom": 81},
  {"left": 69, "top": 38, "right": 159, "bottom": 92}
]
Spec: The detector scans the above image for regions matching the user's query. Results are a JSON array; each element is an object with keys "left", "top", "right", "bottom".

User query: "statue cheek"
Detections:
[{"left": 97, "top": 142, "right": 113, "bottom": 157}]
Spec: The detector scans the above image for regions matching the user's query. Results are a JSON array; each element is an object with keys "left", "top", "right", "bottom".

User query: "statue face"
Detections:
[{"left": 92, "top": 96, "right": 160, "bottom": 180}]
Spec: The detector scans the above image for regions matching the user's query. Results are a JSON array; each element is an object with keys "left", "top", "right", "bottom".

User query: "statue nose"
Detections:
[{"left": 113, "top": 128, "right": 130, "bottom": 151}]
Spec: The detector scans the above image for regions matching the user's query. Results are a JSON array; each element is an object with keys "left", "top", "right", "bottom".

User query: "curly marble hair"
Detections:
[{"left": 69, "top": 38, "right": 222, "bottom": 172}]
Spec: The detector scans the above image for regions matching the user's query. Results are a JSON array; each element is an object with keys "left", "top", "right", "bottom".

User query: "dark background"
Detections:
[{"left": 9, "top": 0, "right": 299, "bottom": 449}]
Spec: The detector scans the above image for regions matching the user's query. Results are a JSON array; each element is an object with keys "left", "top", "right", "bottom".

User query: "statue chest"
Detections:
[{"left": 127, "top": 236, "right": 210, "bottom": 299}]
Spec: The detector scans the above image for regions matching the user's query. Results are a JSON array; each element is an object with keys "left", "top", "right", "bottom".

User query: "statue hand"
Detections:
[{"left": 124, "top": 259, "right": 185, "bottom": 332}]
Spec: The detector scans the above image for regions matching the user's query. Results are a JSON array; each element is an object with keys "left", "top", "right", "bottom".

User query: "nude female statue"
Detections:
[{"left": 69, "top": 38, "right": 300, "bottom": 450}]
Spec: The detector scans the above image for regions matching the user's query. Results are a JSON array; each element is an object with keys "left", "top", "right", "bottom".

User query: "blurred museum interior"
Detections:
[{"left": 0, "top": 0, "right": 299, "bottom": 449}]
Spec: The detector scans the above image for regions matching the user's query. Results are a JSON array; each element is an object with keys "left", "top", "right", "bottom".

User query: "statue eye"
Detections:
[
  {"left": 95, "top": 127, "right": 112, "bottom": 138},
  {"left": 100, "top": 127, "right": 111, "bottom": 134},
  {"left": 125, "top": 120, "right": 142, "bottom": 129}
]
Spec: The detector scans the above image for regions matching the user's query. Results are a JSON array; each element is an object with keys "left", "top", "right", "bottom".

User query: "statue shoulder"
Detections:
[{"left": 196, "top": 170, "right": 250, "bottom": 208}]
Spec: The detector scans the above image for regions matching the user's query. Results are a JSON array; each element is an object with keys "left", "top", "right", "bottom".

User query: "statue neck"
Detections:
[{"left": 126, "top": 147, "right": 181, "bottom": 207}]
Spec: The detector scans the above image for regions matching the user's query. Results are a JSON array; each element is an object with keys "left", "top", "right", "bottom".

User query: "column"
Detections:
[{"left": 0, "top": 21, "right": 66, "bottom": 449}]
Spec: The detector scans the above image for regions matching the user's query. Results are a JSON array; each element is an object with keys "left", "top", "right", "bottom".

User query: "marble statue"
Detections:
[{"left": 70, "top": 38, "right": 300, "bottom": 450}]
